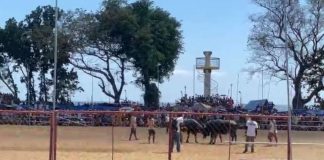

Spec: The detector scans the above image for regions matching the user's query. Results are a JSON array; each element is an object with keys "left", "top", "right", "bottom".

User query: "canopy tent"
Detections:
[
  {"left": 244, "top": 99, "right": 268, "bottom": 111},
  {"left": 0, "top": 104, "right": 16, "bottom": 110}
]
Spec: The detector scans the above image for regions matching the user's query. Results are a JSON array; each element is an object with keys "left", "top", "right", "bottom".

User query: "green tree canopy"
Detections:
[
  {"left": 126, "top": 0, "right": 182, "bottom": 84},
  {"left": 100, "top": 0, "right": 183, "bottom": 107},
  {"left": 64, "top": 7, "right": 130, "bottom": 103},
  {"left": 66, "top": 0, "right": 182, "bottom": 106},
  {"left": 1, "top": 6, "right": 82, "bottom": 104}
]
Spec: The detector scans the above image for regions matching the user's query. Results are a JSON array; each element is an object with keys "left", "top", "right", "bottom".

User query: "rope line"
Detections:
[{"left": 224, "top": 141, "right": 324, "bottom": 146}]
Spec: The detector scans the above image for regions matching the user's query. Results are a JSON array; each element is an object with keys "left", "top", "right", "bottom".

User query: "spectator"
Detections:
[
  {"left": 268, "top": 118, "right": 278, "bottom": 144},
  {"left": 147, "top": 116, "right": 156, "bottom": 144},
  {"left": 171, "top": 115, "right": 184, "bottom": 153},
  {"left": 243, "top": 116, "right": 258, "bottom": 153},
  {"left": 129, "top": 114, "right": 138, "bottom": 141}
]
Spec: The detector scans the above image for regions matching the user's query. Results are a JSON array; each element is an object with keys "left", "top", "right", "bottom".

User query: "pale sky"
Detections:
[{"left": 0, "top": 0, "right": 292, "bottom": 105}]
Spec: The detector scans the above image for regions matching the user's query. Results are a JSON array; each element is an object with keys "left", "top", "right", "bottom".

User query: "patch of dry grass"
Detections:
[{"left": 0, "top": 125, "right": 323, "bottom": 160}]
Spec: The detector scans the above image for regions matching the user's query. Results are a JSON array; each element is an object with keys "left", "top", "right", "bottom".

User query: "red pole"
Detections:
[
  {"left": 49, "top": 112, "right": 54, "bottom": 160},
  {"left": 287, "top": 120, "right": 292, "bottom": 160},
  {"left": 112, "top": 115, "right": 114, "bottom": 160},
  {"left": 168, "top": 113, "right": 173, "bottom": 160},
  {"left": 227, "top": 120, "right": 231, "bottom": 160},
  {"left": 53, "top": 111, "right": 57, "bottom": 160}
]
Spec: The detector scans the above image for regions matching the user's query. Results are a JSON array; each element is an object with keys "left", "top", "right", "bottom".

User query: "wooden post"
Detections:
[
  {"left": 168, "top": 113, "right": 173, "bottom": 160},
  {"left": 49, "top": 112, "right": 54, "bottom": 160},
  {"left": 53, "top": 111, "right": 57, "bottom": 160},
  {"left": 228, "top": 120, "right": 232, "bottom": 160},
  {"left": 112, "top": 114, "right": 115, "bottom": 160}
]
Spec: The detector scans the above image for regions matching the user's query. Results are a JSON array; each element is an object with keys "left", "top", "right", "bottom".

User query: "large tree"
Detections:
[
  {"left": 1, "top": 18, "right": 38, "bottom": 104},
  {"left": 2, "top": 6, "right": 82, "bottom": 104},
  {"left": 119, "top": 0, "right": 183, "bottom": 107},
  {"left": 248, "top": 0, "right": 324, "bottom": 109},
  {"left": 64, "top": 6, "right": 130, "bottom": 103},
  {"left": 25, "top": 6, "right": 83, "bottom": 104},
  {"left": 64, "top": 0, "right": 182, "bottom": 105}
]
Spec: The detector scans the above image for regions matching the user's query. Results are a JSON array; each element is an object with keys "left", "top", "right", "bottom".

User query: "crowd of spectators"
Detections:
[
  {"left": 0, "top": 93, "right": 15, "bottom": 105},
  {"left": 177, "top": 94, "right": 234, "bottom": 109},
  {"left": 1, "top": 92, "right": 324, "bottom": 131},
  {"left": 2, "top": 107, "right": 324, "bottom": 132}
]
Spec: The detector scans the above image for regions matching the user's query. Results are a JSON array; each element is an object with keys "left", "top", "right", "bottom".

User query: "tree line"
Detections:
[
  {"left": 2, "top": 0, "right": 322, "bottom": 110},
  {"left": 0, "top": 0, "right": 183, "bottom": 108}
]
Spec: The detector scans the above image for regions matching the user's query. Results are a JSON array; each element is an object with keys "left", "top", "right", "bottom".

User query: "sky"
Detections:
[{"left": 0, "top": 0, "right": 292, "bottom": 105}]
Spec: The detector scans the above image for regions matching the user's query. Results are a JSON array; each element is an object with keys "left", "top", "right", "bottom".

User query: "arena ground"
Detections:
[{"left": 0, "top": 125, "right": 323, "bottom": 160}]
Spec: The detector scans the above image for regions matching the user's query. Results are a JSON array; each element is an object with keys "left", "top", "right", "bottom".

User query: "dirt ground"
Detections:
[{"left": 0, "top": 125, "right": 324, "bottom": 160}]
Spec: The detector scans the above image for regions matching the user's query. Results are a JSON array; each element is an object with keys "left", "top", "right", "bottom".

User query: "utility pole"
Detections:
[
  {"left": 236, "top": 74, "right": 239, "bottom": 104},
  {"left": 230, "top": 83, "right": 233, "bottom": 98},
  {"left": 214, "top": 80, "right": 218, "bottom": 95},
  {"left": 125, "top": 89, "right": 127, "bottom": 101},
  {"left": 239, "top": 91, "right": 242, "bottom": 106},
  {"left": 53, "top": 0, "right": 58, "bottom": 111},
  {"left": 91, "top": 75, "right": 94, "bottom": 108},
  {"left": 261, "top": 68, "right": 264, "bottom": 99},
  {"left": 284, "top": 0, "right": 293, "bottom": 159},
  {"left": 193, "top": 65, "right": 195, "bottom": 97}
]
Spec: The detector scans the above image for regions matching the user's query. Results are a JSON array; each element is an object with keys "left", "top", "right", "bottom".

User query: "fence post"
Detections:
[
  {"left": 228, "top": 117, "right": 232, "bottom": 160},
  {"left": 53, "top": 111, "right": 57, "bottom": 160},
  {"left": 168, "top": 113, "right": 173, "bottom": 160},
  {"left": 28, "top": 113, "right": 31, "bottom": 126},
  {"left": 112, "top": 113, "right": 115, "bottom": 160},
  {"left": 287, "top": 115, "right": 292, "bottom": 160},
  {"left": 49, "top": 112, "right": 54, "bottom": 160}
]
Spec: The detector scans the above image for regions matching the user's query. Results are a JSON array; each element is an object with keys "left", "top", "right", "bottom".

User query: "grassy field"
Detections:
[{"left": 0, "top": 125, "right": 324, "bottom": 160}]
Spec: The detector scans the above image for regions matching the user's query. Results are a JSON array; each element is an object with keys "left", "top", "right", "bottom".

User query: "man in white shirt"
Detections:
[
  {"left": 171, "top": 115, "right": 184, "bottom": 152},
  {"left": 165, "top": 114, "right": 170, "bottom": 133},
  {"left": 268, "top": 119, "right": 278, "bottom": 144},
  {"left": 243, "top": 116, "right": 258, "bottom": 153}
]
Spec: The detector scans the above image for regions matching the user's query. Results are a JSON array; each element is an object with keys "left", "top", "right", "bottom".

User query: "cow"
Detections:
[
  {"left": 180, "top": 119, "right": 204, "bottom": 143},
  {"left": 202, "top": 119, "right": 238, "bottom": 144}
]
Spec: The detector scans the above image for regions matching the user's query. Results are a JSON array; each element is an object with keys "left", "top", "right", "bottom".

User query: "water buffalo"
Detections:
[
  {"left": 180, "top": 119, "right": 204, "bottom": 143},
  {"left": 202, "top": 119, "right": 238, "bottom": 144}
]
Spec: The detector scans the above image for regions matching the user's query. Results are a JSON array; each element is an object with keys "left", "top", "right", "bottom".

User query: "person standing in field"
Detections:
[
  {"left": 165, "top": 114, "right": 170, "bottom": 133},
  {"left": 243, "top": 116, "right": 258, "bottom": 153},
  {"left": 129, "top": 114, "right": 138, "bottom": 141},
  {"left": 171, "top": 115, "right": 184, "bottom": 153},
  {"left": 147, "top": 116, "right": 156, "bottom": 144},
  {"left": 268, "top": 118, "right": 278, "bottom": 144}
]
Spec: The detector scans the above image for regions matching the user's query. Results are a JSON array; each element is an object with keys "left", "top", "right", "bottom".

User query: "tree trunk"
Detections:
[
  {"left": 39, "top": 73, "right": 47, "bottom": 103},
  {"left": 26, "top": 69, "right": 36, "bottom": 105},
  {"left": 144, "top": 81, "right": 150, "bottom": 108},
  {"left": 114, "top": 95, "right": 120, "bottom": 103},
  {"left": 292, "top": 83, "right": 304, "bottom": 109},
  {"left": 0, "top": 68, "right": 18, "bottom": 101},
  {"left": 31, "top": 75, "right": 36, "bottom": 104}
]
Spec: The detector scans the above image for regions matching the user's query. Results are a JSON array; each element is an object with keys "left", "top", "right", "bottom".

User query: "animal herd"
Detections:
[{"left": 179, "top": 119, "right": 238, "bottom": 144}]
